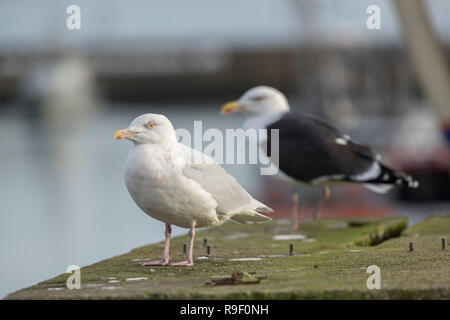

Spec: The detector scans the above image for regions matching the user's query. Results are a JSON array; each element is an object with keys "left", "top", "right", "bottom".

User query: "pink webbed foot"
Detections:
[
  {"left": 170, "top": 260, "right": 194, "bottom": 267},
  {"left": 169, "top": 226, "right": 195, "bottom": 267},
  {"left": 139, "top": 259, "right": 169, "bottom": 266}
]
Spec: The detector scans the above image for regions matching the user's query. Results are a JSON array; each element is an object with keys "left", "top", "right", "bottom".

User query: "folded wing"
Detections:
[{"left": 180, "top": 148, "right": 272, "bottom": 223}]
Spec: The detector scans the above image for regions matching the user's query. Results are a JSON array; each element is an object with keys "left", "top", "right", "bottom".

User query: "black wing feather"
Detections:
[{"left": 266, "top": 112, "right": 380, "bottom": 183}]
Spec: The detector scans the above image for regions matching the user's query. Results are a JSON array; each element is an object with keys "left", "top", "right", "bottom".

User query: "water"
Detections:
[{"left": 0, "top": 104, "right": 262, "bottom": 298}]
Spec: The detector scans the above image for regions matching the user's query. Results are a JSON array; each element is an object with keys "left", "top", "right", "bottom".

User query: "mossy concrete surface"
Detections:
[{"left": 6, "top": 216, "right": 450, "bottom": 299}]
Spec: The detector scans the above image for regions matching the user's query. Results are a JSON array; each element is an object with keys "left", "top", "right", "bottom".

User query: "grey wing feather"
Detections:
[{"left": 183, "top": 162, "right": 270, "bottom": 215}]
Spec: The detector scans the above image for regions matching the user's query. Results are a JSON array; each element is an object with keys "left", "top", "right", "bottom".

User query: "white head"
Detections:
[
  {"left": 114, "top": 113, "right": 177, "bottom": 145},
  {"left": 221, "top": 86, "right": 290, "bottom": 116}
]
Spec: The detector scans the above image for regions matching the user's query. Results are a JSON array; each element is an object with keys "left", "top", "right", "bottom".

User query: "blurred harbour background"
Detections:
[{"left": 1, "top": 0, "right": 449, "bottom": 298}]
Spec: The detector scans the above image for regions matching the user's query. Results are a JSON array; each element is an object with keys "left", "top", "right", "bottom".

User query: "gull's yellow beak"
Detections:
[
  {"left": 220, "top": 100, "right": 243, "bottom": 115},
  {"left": 113, "top": 129, "right": 135, "bottom": 140}
]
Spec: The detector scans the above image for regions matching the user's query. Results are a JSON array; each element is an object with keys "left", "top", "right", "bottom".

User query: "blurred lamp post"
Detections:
[{"left": 393, "top": 0, "right": 450, "bottom": 145}]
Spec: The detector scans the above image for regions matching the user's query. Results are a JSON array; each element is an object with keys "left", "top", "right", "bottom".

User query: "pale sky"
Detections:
[{"left": 0, "top": 0, "right": 449, "bottom": 50}]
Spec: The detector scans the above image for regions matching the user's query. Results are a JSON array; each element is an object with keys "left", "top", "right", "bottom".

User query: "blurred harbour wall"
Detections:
[{"left": 1, "top": 46, "right": 449, "bottom": 105}]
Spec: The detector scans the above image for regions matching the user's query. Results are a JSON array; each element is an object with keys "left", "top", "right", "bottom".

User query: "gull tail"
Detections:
[
  {"left": 362, "top": 164, "right": 419, "bottom": 194},
  {"left": 231, "top": 209, "right": 272, "bottom": 224}
]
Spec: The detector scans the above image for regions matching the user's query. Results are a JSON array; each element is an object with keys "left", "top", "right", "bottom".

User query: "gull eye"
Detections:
[
  {"left": 145, "top": 122, "right": 156, "bottom": 129},
  {"left": 251, "top": 95, "right": 266, "bottom": 102}
]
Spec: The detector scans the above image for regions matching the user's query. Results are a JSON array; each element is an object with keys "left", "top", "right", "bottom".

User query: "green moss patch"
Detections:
[{"left": 6, "top": 216, "right": 450, "bottom": 300}]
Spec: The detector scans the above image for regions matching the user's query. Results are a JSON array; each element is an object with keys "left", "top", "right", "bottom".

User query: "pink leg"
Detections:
[
  {"left": 312, "top": 186, "right": 331, "bottom": 220},
  {"left": 140, "top": 224, "right": 171, "bottom": 266},
  {"left": 171, "top": 226, "right": 195, "bottom": 266},
  {"left": 290, "top": 192, "right": 299, "bottom": 232}
]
